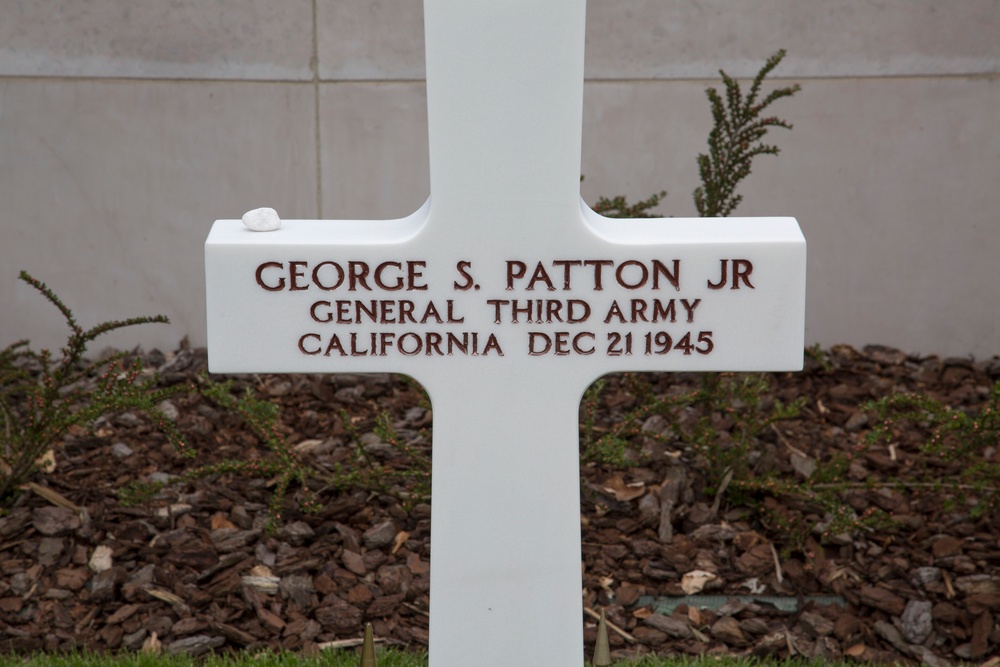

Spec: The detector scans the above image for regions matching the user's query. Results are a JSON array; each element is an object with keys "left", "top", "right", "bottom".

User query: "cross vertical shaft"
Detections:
[
  {"left": 423, "top": 0, "right": 587, "bottom": 238},
  {"left": 422, "top": 368, "right": 589, "bottom": 667},
  {"left": 205, "top": 2, "right": 806, "bottom": 665},
  {"left": 419, "top": 6, "right": 591, "bottom": 661}
]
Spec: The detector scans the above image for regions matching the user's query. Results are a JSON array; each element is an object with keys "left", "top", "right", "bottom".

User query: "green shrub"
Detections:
[
  {"left": 589, "top": 49, "right": 799, "bottom": 221},
  {"left": 694, "top": 49, "right": 800, "bottom": 217},
  {"left": 864, "top": 383, "right": 1000, "bottom": 517},
  {"left": 0, "top": 271, "right": 185, "bottom": 503},
  {"left": 120, "top": 375, "right": 323, "bottom": 530}
]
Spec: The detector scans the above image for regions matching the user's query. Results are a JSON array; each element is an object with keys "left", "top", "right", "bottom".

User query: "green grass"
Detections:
[
  {"left": 0, "top": 651, "right": 865, "bottom": 667},
  {"left": 1, "top": 649, "right": 416, "bottom": 667}
]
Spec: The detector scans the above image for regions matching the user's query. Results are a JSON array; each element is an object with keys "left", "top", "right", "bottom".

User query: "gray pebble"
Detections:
[{"left": 111, "top": 442, "right": 134, "bottom": 459}]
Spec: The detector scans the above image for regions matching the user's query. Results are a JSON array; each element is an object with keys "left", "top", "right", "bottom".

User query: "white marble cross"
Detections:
[{"left": 205, "top": 1, "right": 805, "bottom": 665}]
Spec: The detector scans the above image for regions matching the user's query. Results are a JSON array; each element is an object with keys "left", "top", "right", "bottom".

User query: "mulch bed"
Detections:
[{"left": 2, "top": 343, "right": 999, "bottom": 664}]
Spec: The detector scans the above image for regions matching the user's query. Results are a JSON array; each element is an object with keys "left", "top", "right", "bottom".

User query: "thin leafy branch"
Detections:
[
  {"left": 586, "top": 50, "right": 799, "bottom": 220},
  {"left": 863, "top": 384, "right": 1000, "bottom": 518},
  {"left": 198, "top": 378, "right": 323, "bottom": 520},
  {"left": 694, "top": 49, "right": 800, "bottom": 217},
  {"left": 1, "top": 271, "right": 184, "bottom": 502},
  {"left": 592, "top": 191, "right": 667, "bottom": 219}
]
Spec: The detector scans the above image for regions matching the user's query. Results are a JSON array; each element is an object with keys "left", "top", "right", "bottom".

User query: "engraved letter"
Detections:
[
  {"left": 348, "top": 261, "right": 371, "bottom": 291},
  {"left": 407, "top": 261, "right": 429, "bottom": 291},
  {"left": 552, "top": 260, "right": 582, "bottom": 290},
  {"left": 526, "top": 263, "right": 556, "bottom": 291},
  {"left": 584, "top": 260, "right": 614, "bottom": 290},
  {"left": 681, "top": 298, "right": 701, "bottom": 323},
  {"left": 255, "top": 261, "right": 285, "bottom": 291},
  {"left": 573, "top": 332, "right": 596, "bottom": 355},
  {"left": 310, "top": 300, "right": 333, "bottom": 323},
  {"left": 506, "top": 261, "right": 527, "bottom": 290},
  {"left": 374, "top": 261, "right": 404, "bottom": 291},
  {"left": 652, "top": 259, "right": 680, "bottom": 291},
  {"left": 454, "top": 261, "right": 476, "bottom": 291},
  {"left": 528, "top": 332, "right": 552, "bottom": 355},
  {"left": 732, "top": 259, "right": 754, "bottom": 289},
  {"left": 298, "top": 333, "right": 321, "bottom": 355},
  {"left": 289, "top": 261, "right": 309, "bottom": 291},
  {"left": 312, "top": 261, "right": 345, "bottom": 291},
  {"left": 707, "top": 259, "right": 728, "bottom": 290},
  {"left": 615, "top": 260, "right": 649, "bottom": 290}
]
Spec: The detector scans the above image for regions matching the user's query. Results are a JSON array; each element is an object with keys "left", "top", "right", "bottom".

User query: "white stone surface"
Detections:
[
  {"left": 206, "top": 3, "right": 804, "bottom": 665},
  {"left": 0, "top": 0, "right": 314, "bottom": 80},
  {"left": 0, "top": 80, "right": 317, "bottom": 354},
  {"left": 243, "top": 207, "right": 281, "bottom": 232}
]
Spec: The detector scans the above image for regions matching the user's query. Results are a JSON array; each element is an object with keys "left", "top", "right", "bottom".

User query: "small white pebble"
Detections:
[
  {"left": 89, "top": 545, "right": 113, "bottom": 573},
  {"left": 155, "top": 503, "right": 193, "bottom": 518},
  {"left": 242, "top": 207, "right": 281, "bottom": 231}
]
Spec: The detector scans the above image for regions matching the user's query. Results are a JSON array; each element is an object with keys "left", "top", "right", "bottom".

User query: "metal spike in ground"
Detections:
[
  {"left": 592, "top": 608, "right": 611, "bottom": 666},
  {"left": 360, "top": 623, "right": 376, "bottom": 667}
]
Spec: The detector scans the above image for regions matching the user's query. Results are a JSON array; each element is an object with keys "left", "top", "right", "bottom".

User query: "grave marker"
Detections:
[{"left": 205, "top": 2, "right": 805, "bottom": 666}]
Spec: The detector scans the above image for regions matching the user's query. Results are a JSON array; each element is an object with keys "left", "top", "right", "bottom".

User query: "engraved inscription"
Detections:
[
  {"left": 252, "top": 256, "right": 764, "bottom": 359},
  {"left": 255, "top": 260, "right": 428, "bottom": 292}
]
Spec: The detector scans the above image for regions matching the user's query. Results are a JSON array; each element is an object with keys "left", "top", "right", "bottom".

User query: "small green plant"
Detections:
[
  {"left": 580, "top": 378, "right": 614, "bottom": 464},
  {"left": 804, "top": 343, "right": 833, "bottom": 371},
  {"left": 681, "top": 371, "right": 900, "bottom": 553},
  {"left": 0, "top": 271, "right": 185, "bottom": 503},
  {"left": 694, "top": 49, "right": 800, "bottom": 217},
  {"left": 200, "top": 378, "right": 324, "bottom": 519},
  {"left": 592, "top": 191, "right": 667, "bottom": 219},
  {"left": 283, "top": 407, "right": 432, "bottom": 512},
  {"left": 580, "top": 374, "right": 688, "bottom": 467},
  {"left": 579, "top": 372, "right": 805, "bottom": 483},
  {"left": 735, "top": 475, "right": 895, "bottom": 554},
  {"left": 588, "top": 50, "right": 798, "bottom": 220},
  {"left": 121, "top": 376, "right": 322, "bottom": 529},
  {"left": 684, "top": 372, "right": 806, "bottom": 489},
  {"left": 864, "top": 384, "right": 1000, "bottom": 517},
  {"left": 332, "top": 407, "right": 387, "bottom": 491},
  {"left": 709, "top": 364, "right": 1000, "bottom": 553},
  {"left": 125, "top": 383, "right": 422, "bottom": 528},
  {"left": 373, "top": 411, "right": 432, "bottom": 508},
  {"left": 578, "top": 371, "right": 877, "bottom": 555}
]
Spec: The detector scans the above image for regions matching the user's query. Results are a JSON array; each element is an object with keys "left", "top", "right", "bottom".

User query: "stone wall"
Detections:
[{"left": 1, "top": 1, "right": 998, "bottom": 357}]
